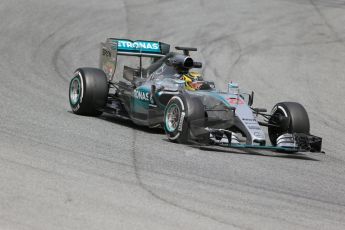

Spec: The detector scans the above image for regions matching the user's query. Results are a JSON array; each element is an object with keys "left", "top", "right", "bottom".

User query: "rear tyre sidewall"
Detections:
[{"left": 69, "top": 68, "right": 108, "bottom": 116}]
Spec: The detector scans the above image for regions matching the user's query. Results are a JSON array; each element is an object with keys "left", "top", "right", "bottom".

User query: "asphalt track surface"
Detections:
[{"left": 1, "top": 0, "right": 345, "bottom": 229}]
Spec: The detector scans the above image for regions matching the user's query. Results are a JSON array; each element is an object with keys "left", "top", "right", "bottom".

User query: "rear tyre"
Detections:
[
  {"left": 69, "top": 68, "right": 108, "bottom": 116},
  {"left": 268, "top": 102, "right": 310, "bottom": 145}
]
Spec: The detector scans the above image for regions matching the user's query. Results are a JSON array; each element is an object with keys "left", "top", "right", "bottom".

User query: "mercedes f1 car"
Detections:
[{"left": 69, "top": 38, "right": 322, "bottom": 153}]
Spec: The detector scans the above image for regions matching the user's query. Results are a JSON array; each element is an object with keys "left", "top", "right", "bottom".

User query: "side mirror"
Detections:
[
  {"left": 248, "top": 91, "right": 254, "bottom": 106},
  {"left": 253, "top": 108, "right": 267, "bottom": 113},
  {"left": 193, "top": 62, "right": 202, "bottom": 68},
  {"left": 205, "top": 81, "right": 215, "bottom": 89}
]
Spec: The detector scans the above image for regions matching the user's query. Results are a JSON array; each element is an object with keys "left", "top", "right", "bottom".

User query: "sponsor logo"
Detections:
[
  {"left": 149, "top": 64, "right": 166, "bottom": 79},
  {"left": 243, "top": 118, "right": 256, "bottom": 122},
  {"left": 117, "top": 40, "right": 160, "bottom": 53},
  {"left": 102, "top": 48, "right": 111, "bottom": 57},
  {"left": 227, "top": 98, "right": 244, "bottom": 105},
  {"left": 243, "top": 118, "right": 258, "bottom": 124},
  {"left": 254, "top": 132, "right": 265, "bottom": 138},
  {"left": 178, "top": 112, "right": 185, "bottom": 131},
  {"left": 248, "top": 125, "right": 261, "bottom": 130},
  {"left": 134, "top": 89, "right": 150, "bottom": 101}
]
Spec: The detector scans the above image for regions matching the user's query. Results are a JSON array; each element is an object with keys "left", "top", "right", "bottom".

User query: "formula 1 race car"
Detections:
[{"left": 69, "top": 38, "right": 322, "bottom": 153}]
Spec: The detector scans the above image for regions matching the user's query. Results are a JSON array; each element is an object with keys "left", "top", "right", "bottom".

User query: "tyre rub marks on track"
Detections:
[
  {"left": 1, "top": 0, "right": 345, "bottom": 229},
  {"left": 130, "top": 129, "right": 245, "bottom": 229}
]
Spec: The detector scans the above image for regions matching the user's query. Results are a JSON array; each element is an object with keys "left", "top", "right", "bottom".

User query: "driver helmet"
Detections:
[{"left": 181, "top": 71, "right": 204, "bottom": 90}]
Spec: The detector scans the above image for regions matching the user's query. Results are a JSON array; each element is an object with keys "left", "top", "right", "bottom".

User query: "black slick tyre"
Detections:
[
  {"left": 69, "top": 68, "right": 108, "bottom": 116},
  {"left": 164, "top": 95, "right": 208, "bottom": 144},
  {"left": 268, "top": 102, "right": 310, "bottom": 145}
]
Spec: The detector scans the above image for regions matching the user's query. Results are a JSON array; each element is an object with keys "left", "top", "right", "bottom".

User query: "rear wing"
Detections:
[
  {"left": 100, "top": 38, "right": 170, "bottom": 80},
  {"left": 109, "top": 38, "right": 170, "bottom": 57}
]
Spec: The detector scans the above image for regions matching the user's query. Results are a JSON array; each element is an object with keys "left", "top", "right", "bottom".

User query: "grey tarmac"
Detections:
[{"left": 0, "top": 0, "right": 345, "bottom": 229}]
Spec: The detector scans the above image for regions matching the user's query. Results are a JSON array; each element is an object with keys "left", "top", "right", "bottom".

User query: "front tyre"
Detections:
[
  {"left": 164, "top": 96, "right": 189, "bottom": 144},
  {"left": 268, "top": 102, "right": 310, "bottom": 145},
  {"left": 69, "top": 68, "right": 108, "bottom": 116}
]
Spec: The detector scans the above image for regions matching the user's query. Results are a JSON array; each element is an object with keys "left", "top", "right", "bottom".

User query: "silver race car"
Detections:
[{"left": 69, "top": 38, "right": 322, "bottom": 153}]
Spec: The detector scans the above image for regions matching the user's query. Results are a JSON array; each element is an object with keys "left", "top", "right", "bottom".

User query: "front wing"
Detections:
[{"left": 207, "top": 129, "right": 323, "bottom": 154}]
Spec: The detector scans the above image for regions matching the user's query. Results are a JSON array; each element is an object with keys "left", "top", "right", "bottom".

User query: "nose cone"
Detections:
[{"left": 233, "top": 101, "right": 266, "bottom": 145}]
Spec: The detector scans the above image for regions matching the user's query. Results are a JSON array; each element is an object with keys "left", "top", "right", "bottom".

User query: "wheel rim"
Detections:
[
  {"left": 165, "top": 103, "right": 180, "bottom": 132},
  {"left": 70, "top": 77, "right": 81, "bottom": 105}
]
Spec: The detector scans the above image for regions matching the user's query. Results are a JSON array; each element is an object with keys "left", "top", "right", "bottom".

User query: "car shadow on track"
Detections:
[
  {"left": 82, "top": 112, "right": 321, "bottom": 161},
  {"left": 67, "top": 110, "right": 164, "bottom": 134},
  {"left": 100, "top": 114, "right": 165, "bottom": 134},
  {"left": 194, "top": 145, "right": 322, "bottom": 161}
]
